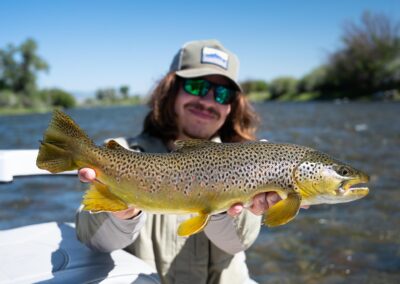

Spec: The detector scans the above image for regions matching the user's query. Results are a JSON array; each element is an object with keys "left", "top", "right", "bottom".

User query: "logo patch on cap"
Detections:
[{"left": 201, "top": 47, "right": 229, "bottom": 69}]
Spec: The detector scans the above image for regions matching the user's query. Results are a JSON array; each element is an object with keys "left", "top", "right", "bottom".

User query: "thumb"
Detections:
[{"left": 78, "top": 168, "right": 96, "bottom": 182}]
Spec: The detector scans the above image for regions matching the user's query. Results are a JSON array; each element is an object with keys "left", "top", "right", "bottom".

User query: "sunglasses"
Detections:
[{"left": 182, "top": 78, "right": 236, "bottom": 105}]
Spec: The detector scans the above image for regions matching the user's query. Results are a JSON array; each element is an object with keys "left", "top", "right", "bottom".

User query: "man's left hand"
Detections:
[{"left": 227, "top": 192, "right": 309, "bottom": 217}]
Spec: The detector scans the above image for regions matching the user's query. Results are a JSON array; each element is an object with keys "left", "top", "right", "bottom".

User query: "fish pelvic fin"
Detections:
[
  {"left": 177, "top": 214, "right": 210, "bottom": 237},
  {"left": 83, "top": 181, "right": 128, "bottom": 212},
  {"left": 264, "top": 192, "right": 302, "bottom": 227},
  {"left": 36, "top": 109, "right": 95, "bottom": 173}
]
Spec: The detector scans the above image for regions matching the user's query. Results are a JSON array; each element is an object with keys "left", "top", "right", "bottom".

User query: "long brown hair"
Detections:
[{"left": 142, "top": 72, "right": 260, "bottom": 143}]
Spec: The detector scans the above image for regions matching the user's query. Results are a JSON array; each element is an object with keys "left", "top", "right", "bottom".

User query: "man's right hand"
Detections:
[
  {"left": 78, "top": 168, "right": 141, "bottom": 220},
  {"left": 78, "top": 168, "right": 97, "bottom": 183}
]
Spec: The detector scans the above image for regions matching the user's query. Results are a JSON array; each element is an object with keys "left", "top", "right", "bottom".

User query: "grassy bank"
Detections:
[
  {"left": 0, "top": 107, "right": 53, "bottom": 116},
  {"left": 0, "top": 98, "right": 146, "bottom": 116}
]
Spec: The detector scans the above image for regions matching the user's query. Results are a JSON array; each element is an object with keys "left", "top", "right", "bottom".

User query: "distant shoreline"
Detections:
[{"left": 1, "top": 99, "right": 398, "bottom": 117}]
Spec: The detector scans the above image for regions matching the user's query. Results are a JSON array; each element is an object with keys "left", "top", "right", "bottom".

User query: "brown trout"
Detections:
[{"left": 36, "top": 110, "right": 369, "bottom": 236}]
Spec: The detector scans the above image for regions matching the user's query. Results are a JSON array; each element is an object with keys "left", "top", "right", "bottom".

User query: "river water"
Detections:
[{"left": 0, "top": 102, "right": 399, "bottom": 283}]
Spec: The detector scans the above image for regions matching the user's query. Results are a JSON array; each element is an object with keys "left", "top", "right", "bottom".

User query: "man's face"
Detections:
[{"left": 174, "top": 75, "right": 234, "bottom": 140}]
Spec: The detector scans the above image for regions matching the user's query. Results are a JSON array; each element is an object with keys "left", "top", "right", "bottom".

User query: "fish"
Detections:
[{"left": 36, "top": 110, "right": 370, "bottom": 236}]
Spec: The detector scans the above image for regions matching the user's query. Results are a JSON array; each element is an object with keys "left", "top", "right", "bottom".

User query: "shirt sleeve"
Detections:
[
  {"left": 75, "top": 205, "right": 147, "bottom": 253},
  {"left": 203, "top": 210, "right": 262, "bottom": 255}
]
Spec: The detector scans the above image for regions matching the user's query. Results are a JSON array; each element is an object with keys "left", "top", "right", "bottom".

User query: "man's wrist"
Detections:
[{"left": 112, "top": 208, "right": 141, "bottom": 220}]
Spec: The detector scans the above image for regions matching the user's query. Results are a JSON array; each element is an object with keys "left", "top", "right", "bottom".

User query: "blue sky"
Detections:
[{"left": 0, "top": 0, "right": 399, "bottom": 97}]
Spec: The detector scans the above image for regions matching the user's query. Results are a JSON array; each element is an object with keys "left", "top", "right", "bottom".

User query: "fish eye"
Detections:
[{"left": 336, "top": 166, "right": 352, "bottom": 177}]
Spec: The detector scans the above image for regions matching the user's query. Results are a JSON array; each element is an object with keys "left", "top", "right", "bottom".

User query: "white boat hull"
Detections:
[{"left": 0, "top": 222, "right": 160, "bottom": 284}]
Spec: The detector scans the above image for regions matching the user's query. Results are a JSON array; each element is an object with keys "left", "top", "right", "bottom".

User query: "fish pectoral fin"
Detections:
[
  {"left": 82, "top": 181, "right": 128, "bottom": 212},
  {"left": 264, "top": 192, "right": 301, "bottom": 227},
  {"left": 177, "top": 214, "right": 210, "bottom": 237}
]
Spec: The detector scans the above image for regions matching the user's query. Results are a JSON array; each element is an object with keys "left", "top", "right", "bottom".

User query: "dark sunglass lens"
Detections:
[
  {"left": 215, "top": 86, "right": 234, "bottom": 104},
  {"left": 184, "top": 79, "right": 203, "bottom": 96}
]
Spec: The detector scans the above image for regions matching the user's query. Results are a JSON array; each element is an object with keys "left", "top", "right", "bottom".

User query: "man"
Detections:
[{"left": 76, "top": 39, "right": 281, "bottom": 284}]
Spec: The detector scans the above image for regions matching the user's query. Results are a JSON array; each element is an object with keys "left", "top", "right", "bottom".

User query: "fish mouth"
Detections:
[
  {"left": 344, "top": 183, "right": 369, "bottom": 196},
  {"left": 337, "top": 174, "right": 370, "bottom": 197}
]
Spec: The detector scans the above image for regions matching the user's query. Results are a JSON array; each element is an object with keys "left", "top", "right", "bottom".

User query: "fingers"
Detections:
[
  {"left": 265, "top": 192, "right": 281, "bottom": 208},
  {"left": 78, "top": 168, "right": 96, "bottom": 182},
  {"left": 249, "top": 193, "right": 268, "bottom": 215},
  {"left": 250, "top": 192, "right": 282, "bottom": 216},
  {"left": 227, "top": 203, "right": 244, "bottom": 217},
  {"left": 227, "top": 193, "right": 283, "bottom": 217}
]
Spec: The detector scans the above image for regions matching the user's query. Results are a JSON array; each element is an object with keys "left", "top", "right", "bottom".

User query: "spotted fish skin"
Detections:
[
  {"left": 36, "top": 110, "right": 370, "bottom": 236},
  {"left": 107, "top": 142, "right": 307, "bottom": 210}
]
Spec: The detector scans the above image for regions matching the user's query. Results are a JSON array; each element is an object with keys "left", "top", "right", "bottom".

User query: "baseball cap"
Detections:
[{"left": 169, "top": 39, "right": 242, "bottom": 91}]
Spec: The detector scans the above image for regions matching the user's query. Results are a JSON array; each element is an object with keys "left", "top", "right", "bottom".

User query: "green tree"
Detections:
[
  {"left": 96, "top": 88, "right": 117, "bottom": 101},
  {"left": 269, "top": 76, "right": 298, "bottom": 100},
  {"left": 24, "top": 88, "right": 76, "bottom": 109},
  {"left": 298, "top": 66, "right": 328, "bottom": 94},
  {"left": 240, "top": 80, "right": 269, "bottom": 93},
  {"left": 322, "top": 11, "right": 400, "bottom": 99},
  {"left": 0, "top": 44, "right": 18, "bottom": 91},
  {"left": 17, "top": 39, "right": 49, "bottom": 94},
  {"left": 47, "top": 88, "right": 76, "bottom": 108},
  {"left": 0, "top": 38, "right": 49, "bottom": 95},
  {"left": 0, "top": 90, "right": 18, "bottom": 107},
  {"left": 119, "top": 85, "right": 129, "bottom": 99}
]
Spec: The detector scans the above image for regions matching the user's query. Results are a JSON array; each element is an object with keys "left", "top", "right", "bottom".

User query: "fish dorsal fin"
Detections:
[
  {"left": 174, "top": 139, "right": 216, "bottom": 152},
  {"left": 106, "top": 139, "right": 126, "bottom": 150}
]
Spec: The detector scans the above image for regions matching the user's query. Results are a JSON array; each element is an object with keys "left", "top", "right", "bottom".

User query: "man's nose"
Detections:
[{"left": 201, "top": 87, "right": 215, "bottom": 103}]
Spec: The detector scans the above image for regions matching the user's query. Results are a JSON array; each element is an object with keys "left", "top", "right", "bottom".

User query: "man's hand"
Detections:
[
  {"left": 227, "top": 192, "right": 309, "bottom": 217},
  {"left": 78, "top": 167, "right": 97, "bottom": 183},
  {"left": 227, "top": 192, "right": 281, "bottom": 217},
  {"left": 78, "top": 168, "right": 141, "bottom": 220}
]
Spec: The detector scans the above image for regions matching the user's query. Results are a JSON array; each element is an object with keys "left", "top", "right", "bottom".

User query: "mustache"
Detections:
[{"left": 185, "top": 102, "right": 221, "bottom": 119}]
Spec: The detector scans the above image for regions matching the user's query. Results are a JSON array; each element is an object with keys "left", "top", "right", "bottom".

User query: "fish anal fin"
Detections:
[
  {"left": 177, "top": 214, "right": 210, "bottom": 236},
  {"left": 83, "top": 181, "right": 128, "bottom": 212},
  {"left": 264, "top": 192, "right": 301, "bottom": 227}
]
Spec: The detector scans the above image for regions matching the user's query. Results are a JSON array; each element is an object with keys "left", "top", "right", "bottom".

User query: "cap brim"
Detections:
[{"left": 176, "top": 67, "right": 242, "bottom": 92}]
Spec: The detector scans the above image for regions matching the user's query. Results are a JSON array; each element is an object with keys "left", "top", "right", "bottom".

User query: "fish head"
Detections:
[{"left": 294, "top": 151, "right": 369, "bottom": 205}]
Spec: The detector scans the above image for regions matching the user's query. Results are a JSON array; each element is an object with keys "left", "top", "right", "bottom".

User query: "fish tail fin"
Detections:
[
  {"left": 36, "top": 109, "right": 95, "bottom": 173},
  {"left": 264, "top": 192, "right": 301, "bottom": 227}
]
